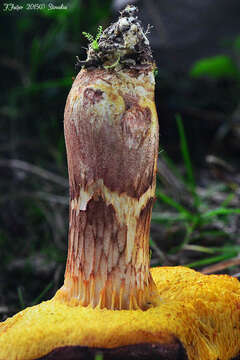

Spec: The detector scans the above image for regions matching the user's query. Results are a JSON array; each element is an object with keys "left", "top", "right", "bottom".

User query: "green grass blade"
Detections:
[
  {"left": 17, "top": 287, "right": 25, "bottom": 310},
  {"left": 220, "top": 193, "right": 235, "bottom": 207},
  {"left": 202, "top": 207, "right": 240, "bottom": 219},
  {"left": 31, "top": 282, "right": 53, "bottom": 306},
  {"left": 94, "top": 353, "right": 103, "bottom": 360},
  {"left": 183, "top": 244, "right": 216, "bottom": 254},
  {"left": 176, "top": 114, "right": 199, "bottom": 208},
  {"left": 187, "top": 253, "right": 234, "bottom": 268},
  {"left": 176, "top": 114, "right": 195, "bottom": 188},
  {"left": 182, "top": 217, "right": 200, "bottom": 246},
  {"left": 211, "top": 245, "right": 240, "bottom": 254},
  {"left": 152, "top": 211, "right": 187, "bottom": 223},
  {"left": 155, "top": 189, "right": 192, "bottom": 219}
]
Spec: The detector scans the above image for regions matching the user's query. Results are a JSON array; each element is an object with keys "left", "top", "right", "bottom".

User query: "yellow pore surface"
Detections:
[{"left": 0, "top": 266, "right": 240, "bottom": 360}]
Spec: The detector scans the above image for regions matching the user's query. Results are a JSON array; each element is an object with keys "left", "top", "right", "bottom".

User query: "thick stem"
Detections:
[{"left": 55, "top": 6, "right": 160, "bottom": 310}]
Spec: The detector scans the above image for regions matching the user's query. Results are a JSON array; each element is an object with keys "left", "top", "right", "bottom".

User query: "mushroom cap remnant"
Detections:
[{"left": 1, "top": 266, "right": 240, "bottom": 360}]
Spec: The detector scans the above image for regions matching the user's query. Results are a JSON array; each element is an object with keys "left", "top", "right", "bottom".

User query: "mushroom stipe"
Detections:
[{"left": 1, "top": 5, "right": 240, "bottom": 360}]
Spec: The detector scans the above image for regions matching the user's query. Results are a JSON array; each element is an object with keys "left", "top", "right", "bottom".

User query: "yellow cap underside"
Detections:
[{"left": 1, "top": 266, "right": 240, "bottom": 360}]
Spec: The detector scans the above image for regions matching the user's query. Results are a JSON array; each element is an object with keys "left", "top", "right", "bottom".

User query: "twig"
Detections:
[
  {"left": 201, "top": 257, "right": 240, "bottom": 274},
  {"left": 157, "top": 158, "right": 188, "bottom": 200},
  {"left": 183, "top": 244, "right": 215, "bottom": 254},
  {"left": 0, "top": 306, "right": 9, "bottom": 314},
  {"left": 0, "top": 159, "right": 68, "bottom": 187},
  {"left": 144, "top": 0, "right": 167, "bottom": 45},
  {"left": 232, "top": 272, "right": 240, "bottom": 278},
  {"left": 34, "top": 191, "right": 68, "bottom": 205},
  {"left": 150, "top": 237, "right": 167, "bottom": 264}
]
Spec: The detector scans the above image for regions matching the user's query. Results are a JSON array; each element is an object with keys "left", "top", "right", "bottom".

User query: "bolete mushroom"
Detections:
[{"left": 1, "top": 5, "right": 240, "bottom": 360}]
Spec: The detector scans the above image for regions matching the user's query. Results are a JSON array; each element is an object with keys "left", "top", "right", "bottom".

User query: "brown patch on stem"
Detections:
[
  {"left": 83, "top": 88, "right": 103, "bottom": 105},
  {"left": 64, "top": 70, "right": 158, "bottom": 199}
]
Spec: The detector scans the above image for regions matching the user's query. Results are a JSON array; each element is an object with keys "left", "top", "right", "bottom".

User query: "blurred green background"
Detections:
[{"left": 1, "top": 0, "right": 240, "bottom": 319}]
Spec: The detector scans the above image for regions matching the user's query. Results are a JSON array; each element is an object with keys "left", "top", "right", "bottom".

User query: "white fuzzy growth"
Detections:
[
  {"left": 118, "top": 17, "right": 129, "bottom": 29},
  {"left": 116, "top": 14, "right": 150, "bottom": 53}
]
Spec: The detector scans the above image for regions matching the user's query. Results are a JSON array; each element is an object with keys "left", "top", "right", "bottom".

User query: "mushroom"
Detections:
[{"left": 1, "top": 5, "right": 240, "bottom": 360}]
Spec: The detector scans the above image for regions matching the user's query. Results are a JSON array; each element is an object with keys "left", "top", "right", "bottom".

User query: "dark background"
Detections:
[{"left": 1, "top": 0, "right": 240, "bottom": 320}]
